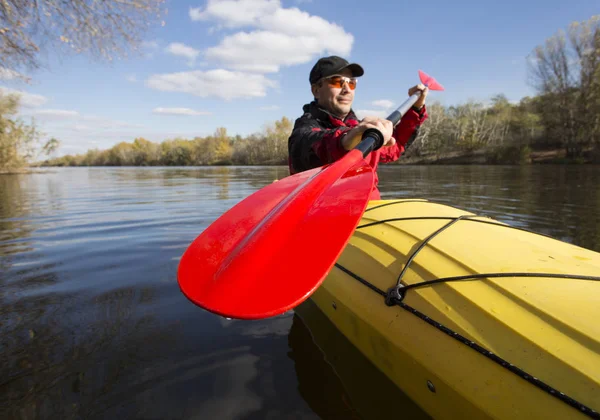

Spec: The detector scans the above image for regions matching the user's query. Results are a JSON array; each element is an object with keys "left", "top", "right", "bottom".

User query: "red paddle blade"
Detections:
[
  {"left": 177, "top": 151, "right": 374, "bottom": 320},
  {"left": 419, "top": 70, "right": 444, "bottom": 91}
]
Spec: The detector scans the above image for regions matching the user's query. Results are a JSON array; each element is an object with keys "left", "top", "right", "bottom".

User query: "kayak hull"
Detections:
[{"left": 308, "top": 199, "right": 600, "bottom": 419}]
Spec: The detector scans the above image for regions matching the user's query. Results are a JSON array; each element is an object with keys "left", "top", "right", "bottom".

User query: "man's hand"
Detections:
[
  {"left": 342, "top": 116, "right": 395, "bottom": 150},
  {"left": 360, "top": 116, "right": 395, "bottom": 147},
  {"left": 409, "top": 84, "right": 428, "bottom": 109}
]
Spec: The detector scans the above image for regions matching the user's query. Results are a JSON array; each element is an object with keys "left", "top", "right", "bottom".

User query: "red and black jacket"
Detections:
[{"left": 287, "top": 100, "right": 428, "bottom": 199}]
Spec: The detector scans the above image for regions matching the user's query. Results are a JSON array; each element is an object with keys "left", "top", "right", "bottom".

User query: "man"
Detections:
[{"left": 287, "top": 55, "right": 428, "bottom": 199}]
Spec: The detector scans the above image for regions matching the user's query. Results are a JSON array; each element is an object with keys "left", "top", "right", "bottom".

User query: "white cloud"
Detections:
[
  {"left": 204, "top": 31, "right": 316, "bottom": 72},
  {"left": 33, "top": 109, "right": 79, "bottom": 119},
  {"left": 140, "top": 40, "right": 160, "bottom": 58},
  {"left": 34, "top": 114, "right": 150, "bottom": 157},
  {"left": 0, "top": 68, "right": 24, "bottom": 81},
  {"left": 146, "top": 69, "right": 277, "bottom": 100},
  {"left": 165, "top": 42, "right": 200, "bottom": 65},
  {"left": 153, "top": 107, "right": 212, "bottom": 116},
  {"left": 72, "top": 124, "right": 92, "bottom": 132},
  {"left": 0, "top": 86, "right": 48, "bottom": 107},
  {"left": 189, "top": 7, "right": 202, "bottom": 21},
  {"left": 52, "top": 128, "right": 206, "bottom": 157},
  {"left": 191, "top": 0, "right": 353, "bottom": 73},
  {"left": 0, "top": 88, "right": 143, "bottom": 143},
  {"left": 80, "top": 115, "right": 143, "bottom": 129},
  {"left": 189, "top": 0, "right": 280, "bottom": 27},
  {"left": 142, "top": 41, "right": 159, "bottom": 49},
  {"left": 18, "top": 109, "right": 144, "bottom": 132},
  {"left": 259, "top": 8, "right": 348, "bottom": 41},
  {"left": 354, "top": 109, "right": 389, "bottom": 119},
  {"left": 126, "top": 74, "right": 138, "bottom": 83},
  {"left": 371, "top": 99, "right": 394, "bottom": 109},
  {"left": 355, "top": 100, "right": 397, "bottom": 118}
]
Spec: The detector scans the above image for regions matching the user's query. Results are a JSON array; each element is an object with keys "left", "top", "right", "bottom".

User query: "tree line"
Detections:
[
  {"left": 39, "top": 119, "right": 294, "bottom": 167},
  {"left": 33, "top": 95, "right": 552, "bottom": 167},
  {"left": 1, "top": 11, "right": 599, "bottom": 171}
]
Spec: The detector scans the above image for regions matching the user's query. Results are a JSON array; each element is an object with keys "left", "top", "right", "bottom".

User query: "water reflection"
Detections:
[
  {"left": 0, "top": 176, "right": 36, "bottom": 244},
  {"left": 0, "top": 283, "right": 177, "bottom": 419}
]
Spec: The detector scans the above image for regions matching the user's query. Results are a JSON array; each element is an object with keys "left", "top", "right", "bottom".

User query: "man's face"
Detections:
[{"left": 311, "top": 68, "right": 357, "bottom": 118}]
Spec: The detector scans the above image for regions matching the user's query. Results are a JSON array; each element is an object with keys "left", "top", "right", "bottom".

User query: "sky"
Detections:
[{"left": 0, "top": 0, "right": 598, "bottom": 157}]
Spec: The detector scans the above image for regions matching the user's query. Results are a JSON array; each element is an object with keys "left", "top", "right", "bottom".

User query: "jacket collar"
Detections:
[{"left": 303, "top": 100, "right": 358, "bottom": 126}]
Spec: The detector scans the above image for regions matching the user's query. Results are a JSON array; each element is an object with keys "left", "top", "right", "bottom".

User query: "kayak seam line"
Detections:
[
  {"left": 401, "top": 272, "right": 600, "bottom": 292},
  {"left": 334, "top": 263, "right": 386, "bottom": 296},
  {"left": 335, "top": 262, "right": 600, "bottom": 419}
]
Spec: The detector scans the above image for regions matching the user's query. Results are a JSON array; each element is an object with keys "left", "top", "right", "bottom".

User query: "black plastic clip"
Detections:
[{"left": 385, "top": 285, "right": 405, "bottom": 306}]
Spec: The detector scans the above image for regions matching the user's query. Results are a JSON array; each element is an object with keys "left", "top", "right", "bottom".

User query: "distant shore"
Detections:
[
  {"left": 3, "top": 148, "right": 598, "bottom": 175},
  {"left": 399, "top": 148, "right": 597, "bottom": 165}
]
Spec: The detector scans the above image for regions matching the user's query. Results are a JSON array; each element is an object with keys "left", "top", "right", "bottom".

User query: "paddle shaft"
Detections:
[
  {"left": 356, "top": 90, "right": 423, "bottom": 157},
  {"left": 387, "top": 91, "right": 423, "bottom": 126}
]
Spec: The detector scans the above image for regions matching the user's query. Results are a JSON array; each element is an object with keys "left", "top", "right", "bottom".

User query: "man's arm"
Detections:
[
  {"left": 288, "top": 117, "right": 351, "bottom": 174},
  {"left": 379, "top": 106, "right": 428, "bottom": 163}
]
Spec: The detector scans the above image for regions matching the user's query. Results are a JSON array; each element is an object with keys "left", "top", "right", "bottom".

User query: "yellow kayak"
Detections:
[{"left": 307, "top": 199, "right": 600, "bottom": 419}]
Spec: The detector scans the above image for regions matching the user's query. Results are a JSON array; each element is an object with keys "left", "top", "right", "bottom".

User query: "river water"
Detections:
[{"left": 1, "top": 165, "right": 598, "bottom": 419}]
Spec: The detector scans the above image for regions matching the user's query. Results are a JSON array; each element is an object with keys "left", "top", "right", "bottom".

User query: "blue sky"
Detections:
[{"left": 0, "top": 0, "right": 598, "bottom": 157}]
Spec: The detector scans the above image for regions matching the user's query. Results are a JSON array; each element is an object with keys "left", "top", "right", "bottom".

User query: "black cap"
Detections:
[{"left": 309, "top": 55, "right": 364, "bottom": 85}]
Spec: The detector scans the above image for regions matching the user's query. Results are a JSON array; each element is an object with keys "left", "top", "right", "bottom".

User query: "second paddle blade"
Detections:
[{"left": 177, "top": 153, "right": 374, "bottom": 320}]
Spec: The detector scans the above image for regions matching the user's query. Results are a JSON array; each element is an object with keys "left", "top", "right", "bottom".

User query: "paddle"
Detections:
[{"left": 177, "top": 70, "right": 444, "bottom": 320}]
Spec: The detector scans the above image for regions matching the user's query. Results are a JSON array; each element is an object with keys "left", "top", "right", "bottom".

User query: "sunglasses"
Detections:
[{"left": 323, "top": 75, "right": 357, "bottom": 90}]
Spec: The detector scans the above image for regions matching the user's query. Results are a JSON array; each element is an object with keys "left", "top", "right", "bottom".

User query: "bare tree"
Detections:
[
  {"left": 406, "top": 102, "right": 448, "bottom": 156},
  {"left": 528, "top": 15, "right": 600, "bottom": 157},
  {"left": 0, "top": 0, "right": 167, "bottom": 74},
  {"left": 569, "top": 17, "right": 600, "bottom": 146}
]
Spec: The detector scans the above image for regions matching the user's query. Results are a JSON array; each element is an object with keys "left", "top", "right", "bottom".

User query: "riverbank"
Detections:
[
  {"left": 7, "top": 147, "right": 599, "bottom": 172},
  {"left": 399, "top": 147, "right": 599, "bottom": 165},
  {"left": 0, "top": 168, "right": 37, "bottom": 175},
  {"left": 1, "top": 168, "right": 56, "bottom": 175}
]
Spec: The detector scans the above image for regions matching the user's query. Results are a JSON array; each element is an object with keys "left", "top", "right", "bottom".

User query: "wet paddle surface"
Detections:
[{"left": 1, "top": 165, "right": 598, "bottom": 419}]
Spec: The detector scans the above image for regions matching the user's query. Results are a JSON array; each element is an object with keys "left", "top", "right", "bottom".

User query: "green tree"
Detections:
[
  {"left": 132, "top": 137, "right": 160, "bottom": 165},
  {"left": 0, "top": 92, "right": 58, "bottom": 172},
  {"left": 108, "top": 142, "right": 136, "bottom": 166},
  {"left": 260, "top": 117, "right": 292, "bottom": 164},
  {"left": 211, "top": 127, "right": 232, "bottom": 165},
  {"left": 161, "top": 138, "right": 193, "bottom": 166}
]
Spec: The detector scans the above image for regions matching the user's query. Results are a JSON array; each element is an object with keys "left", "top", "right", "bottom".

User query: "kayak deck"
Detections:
[{"left": 309, "top": 199, "right": 600, "bottom": 419}]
